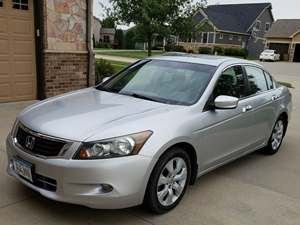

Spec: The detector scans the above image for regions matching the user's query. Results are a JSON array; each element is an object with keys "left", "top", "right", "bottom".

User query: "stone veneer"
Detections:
[{"left": 42, "top": 0, "right": 93, "bottom": 98}]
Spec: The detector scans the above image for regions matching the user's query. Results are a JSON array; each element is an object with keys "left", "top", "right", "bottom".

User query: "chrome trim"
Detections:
[{"left": 14, "top": 123, "right": 74, "bottom": 159}]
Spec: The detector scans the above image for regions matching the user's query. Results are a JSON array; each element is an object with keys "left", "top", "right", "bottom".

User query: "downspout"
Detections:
[{"left": 86, "top": 0, "right": 94, "bottom": 87}]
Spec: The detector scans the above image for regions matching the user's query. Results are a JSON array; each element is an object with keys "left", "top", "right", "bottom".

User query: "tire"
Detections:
[
  {"left": 260, "top": 117, "right": 287, "bottom": 155},
  {"left": 144, "top": 147, "right": 191, "bottom": 214}
]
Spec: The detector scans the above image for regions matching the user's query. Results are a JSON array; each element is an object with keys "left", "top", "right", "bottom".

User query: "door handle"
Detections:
[
  {"left": 272, "top": 95, "right": 279, "bottom": 101},
  {"left": 242, "top": 105, "right": 253, "bottom": 113}
]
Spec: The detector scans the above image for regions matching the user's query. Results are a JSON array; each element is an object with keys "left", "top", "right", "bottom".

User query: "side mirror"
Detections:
[
  {"left": 214, "top": 95, "right": 239, "bottom": 109},
  {"left": 102, "top": 77, "right": 110, "bottom": 83}
]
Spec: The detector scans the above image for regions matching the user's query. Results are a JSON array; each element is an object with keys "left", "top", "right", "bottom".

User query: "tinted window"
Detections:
[
  {"left": 98, "top": 60, "right": 216, "bottom": 105},
  {"left": 264, "top": 71, "right": 274, "bottom": 90},
  {"left": 245, "top": 66, "right": 268, "bottom": 95},
  {"left": 213, "top": 66, "right": 246, "bottom": 98}
]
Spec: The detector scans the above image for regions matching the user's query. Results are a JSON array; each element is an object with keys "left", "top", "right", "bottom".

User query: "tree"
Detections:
[
  {"left": 110, "top": 0, "right": 207, "bottom": 56},
  {"left": 102, "top": 16, "right": 116, "bottom": 28}
]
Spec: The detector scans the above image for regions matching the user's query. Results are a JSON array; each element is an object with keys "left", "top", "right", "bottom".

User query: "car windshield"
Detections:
[{"left": 96, "top": 60, "right": 216, "bottom": 106}]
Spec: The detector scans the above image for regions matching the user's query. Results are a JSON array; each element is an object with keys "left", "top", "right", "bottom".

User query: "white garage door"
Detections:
[{"left": 0, "top": 0, "right": 36, "bottom": 103}]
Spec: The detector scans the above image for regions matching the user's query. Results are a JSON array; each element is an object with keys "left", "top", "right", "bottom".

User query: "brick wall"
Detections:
[{"left": 44, "top": 52, "right": 88, "bottom": 98}]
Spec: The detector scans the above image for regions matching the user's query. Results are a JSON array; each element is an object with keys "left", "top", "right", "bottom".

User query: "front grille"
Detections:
[{"left": 16, "top": 125, "right": 66, "bottom": 157}]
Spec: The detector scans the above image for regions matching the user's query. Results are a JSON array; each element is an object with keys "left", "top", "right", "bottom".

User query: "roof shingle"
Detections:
[
  {"left": 265, "top": 19, "right": 300, "bottom": 38},
  {"left": 195, "top": 3, "right": 272, "bottom": 34}
]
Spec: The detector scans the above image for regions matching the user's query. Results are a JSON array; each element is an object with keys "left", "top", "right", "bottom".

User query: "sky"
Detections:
[{"left": 94, "top": 0, "right": 300, "bottom": 29}]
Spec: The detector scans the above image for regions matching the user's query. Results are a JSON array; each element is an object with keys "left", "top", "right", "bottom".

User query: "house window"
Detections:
[
  {"left": 238, "top": 36, "right": 242, "bottom": 42},
  {"left": 12, "top": 0, "right": 28, "bottom": 10},
  {"left": 265, "top": 23, "right": 271, "bottom": 32},
  {"left": 255, "top": 21, "right": 261, "bottom": 31},
  {"left": 103, "top": 35, "right": 110, "bottom": 43},
  {"left": 219, "top": 33, "right": 223, "bottom": 39},
  {"left": 202, "top": 32, "right": 208, "bottom": 43},
  {"left": 229, "top": 35, "right": 233, "bottom": 40},
  {"left": 0, "top": 0, "right": 3, "bottom": 7}
]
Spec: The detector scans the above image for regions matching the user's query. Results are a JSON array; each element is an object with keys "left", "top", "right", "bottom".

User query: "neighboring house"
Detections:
[
  {"left": 265, "top": 19, "right": 300, "bottom": 62},
  {"left": 182, "top": 3, "right": 274, "bottom": 58},
  {"left": 93, "top": 16, "right": 102, "bottom": 45},
  {"left": 100, "top": 28, "right": 116, "bottom": 44},
  {"left": 0, "top": 0, "right": 94, "bottom": 103}
]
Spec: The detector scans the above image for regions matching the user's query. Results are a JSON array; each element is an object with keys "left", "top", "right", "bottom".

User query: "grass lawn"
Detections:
[
  {"left": 95, "top": 50, "right": 164, "bottom": 59},
  {"left": 96, "top": 59, "right": 130, "bottom": 74}
]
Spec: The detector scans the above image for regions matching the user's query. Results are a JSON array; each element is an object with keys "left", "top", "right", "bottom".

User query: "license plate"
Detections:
[{"left": 13, "top": 158, "right": 33, "bottom": 182}]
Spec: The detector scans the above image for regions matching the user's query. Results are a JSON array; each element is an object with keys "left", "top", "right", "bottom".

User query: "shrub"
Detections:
[
  {"left": 224, "top": 47, "right": 247, "bottom": 58},
  {"left": 165, "top": 44, "right": 186, "bottom": 52},
  {"left": 95, "top": 59, "right": 114, "bottom": 84},
  {"left": 213, "top": 46, "right": 225, "bottom": 55},
  {"left": 95, "top": 42, "right": 112, "bottom": 49},
  {"left": 198, "top": 47, "right": 213, "bottom": 55}
]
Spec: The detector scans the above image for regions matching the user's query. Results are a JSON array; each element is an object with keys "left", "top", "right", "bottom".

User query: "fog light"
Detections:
[{"left": 98, "top": 184, "right": 113, "bottom": 194}]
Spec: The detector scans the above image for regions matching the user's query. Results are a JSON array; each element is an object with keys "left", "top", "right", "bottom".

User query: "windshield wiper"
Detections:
[{"left": 122, "top": 92, "right": 163, "bottom": 103}]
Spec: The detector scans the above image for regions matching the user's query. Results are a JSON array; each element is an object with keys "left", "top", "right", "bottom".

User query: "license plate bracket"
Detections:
[{"left": 12, "top": 158, "right": 34, "bottom": 183}]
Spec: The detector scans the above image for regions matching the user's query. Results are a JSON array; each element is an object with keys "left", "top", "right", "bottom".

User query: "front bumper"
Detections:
[
  {"left": 6, "top": 136, "right": 154, "bottom": 209},
  {"left": 260, "top": 55, "right": 275, "bottom": 61}
]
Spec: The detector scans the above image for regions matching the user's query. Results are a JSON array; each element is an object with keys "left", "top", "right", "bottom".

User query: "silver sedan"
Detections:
[{"left": 6, "top": 55, "right": 292, "bottom": 213}]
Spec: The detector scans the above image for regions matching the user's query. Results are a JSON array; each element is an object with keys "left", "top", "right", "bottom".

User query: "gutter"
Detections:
[{"left": 86, "top": 0, "right": 94, "bottom": 87}]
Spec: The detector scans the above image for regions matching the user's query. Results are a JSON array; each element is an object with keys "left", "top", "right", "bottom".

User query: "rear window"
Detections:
[
  {"left": 264, "top": 71, "right": 274, "bottom": 90},
  {"left": 245, "top": 66, "right": 268, "bottom": 95}
]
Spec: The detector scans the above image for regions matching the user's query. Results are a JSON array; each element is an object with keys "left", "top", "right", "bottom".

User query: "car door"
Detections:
[
  {"left": 195, "top": 65, "right": 261, "bottom": 171},
  {"left": 242, "top": 65, "right": 278, "bottom": 147}
]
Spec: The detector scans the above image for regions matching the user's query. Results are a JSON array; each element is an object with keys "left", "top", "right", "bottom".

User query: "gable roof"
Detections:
[
  {"left": 265, "top": 19, "right": 300, "bottom": 38},
  {"left": 195, "top": 3, "right": 272, "bottom": 34}
]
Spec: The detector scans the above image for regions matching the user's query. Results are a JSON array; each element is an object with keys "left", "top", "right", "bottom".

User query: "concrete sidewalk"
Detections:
[{"left": 95, "top": 54, "right": 138, "bottom": 63}]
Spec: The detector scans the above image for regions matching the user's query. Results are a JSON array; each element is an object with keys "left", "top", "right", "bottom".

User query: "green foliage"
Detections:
[
  {"left": 213, "top": 46, "right": 225, "bottom": 55},
  {"left": 110, "top": 0, "right": 207, "bottom": 56},
  {"left": 224, "top": 48, "right": 247, "bottom": 58},
  {"left": 278, "top": 81, "right": 294, "bottom": 89},
  {"left": 199, "top": 47, "right": 213, "bottom": 54},
  {"left": 95, "top": 59, "right": 115, "bottom": 84},
  {"left": 95, "top": 42, "right": 112, "bottom": 49},
  {"left": 165, "top": 44, "right": 186, "bottom": 52},
  {"left": 101, "top": 16, "right": 116, "bottom": 28},
  {"left": 115, "top": 29, "right": 124, "bottom": 49},
  {"left": 124, "top": 29, "right": 137, "bottom": 49}
]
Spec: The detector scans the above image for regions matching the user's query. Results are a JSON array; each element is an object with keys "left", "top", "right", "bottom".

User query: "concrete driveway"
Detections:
[{"left": 0, "top": 62, "right": 300, "bottom": 225}]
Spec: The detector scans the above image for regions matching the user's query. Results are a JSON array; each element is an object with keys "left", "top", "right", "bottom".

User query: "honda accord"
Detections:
[{"left": 6, "top": 54, "right": 292, "bottom": 213}]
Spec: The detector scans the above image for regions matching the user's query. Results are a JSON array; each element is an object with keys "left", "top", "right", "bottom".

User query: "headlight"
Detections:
[{"left": 74, "top": 131, "right": 153, "bottom": 160}]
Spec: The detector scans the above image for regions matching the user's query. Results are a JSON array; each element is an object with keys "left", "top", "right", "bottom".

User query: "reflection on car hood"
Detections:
[{"left": 18, "top": 88, "right": 170, "bottom": 141}]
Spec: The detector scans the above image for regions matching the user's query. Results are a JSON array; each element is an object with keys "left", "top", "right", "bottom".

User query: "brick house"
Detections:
[
  {"left": 180, "top": 3, "right": 274, "bottom": 58},
  {"left": 265, "top": 19, "right": 300, "bottom": 62},
  {"left": 0, "top": 0, "right": 94, "bottom": 103}
]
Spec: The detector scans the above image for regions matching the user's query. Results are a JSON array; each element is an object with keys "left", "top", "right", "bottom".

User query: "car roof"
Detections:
[{"left": 149, "top": 53, "right": 261, "bottom": 67}]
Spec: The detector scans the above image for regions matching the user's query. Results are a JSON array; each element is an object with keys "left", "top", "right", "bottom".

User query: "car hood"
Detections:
[{"left": 18, "top": 88, "right": 172, "bottom": 141}]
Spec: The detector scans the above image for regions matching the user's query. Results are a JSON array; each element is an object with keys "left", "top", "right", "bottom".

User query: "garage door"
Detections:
[
  {"left": 0, "top": 0, "right": 36, "bottom": 103},
  {"left": 269, "top": 43, "right": 290, "bottom": 61}
]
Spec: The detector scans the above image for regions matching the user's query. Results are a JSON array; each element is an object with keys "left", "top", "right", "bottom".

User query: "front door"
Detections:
[{"left": 195, "top": 65, "right": 258, "bottom": 170}]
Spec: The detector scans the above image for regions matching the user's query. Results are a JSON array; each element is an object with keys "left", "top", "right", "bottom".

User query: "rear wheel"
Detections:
[
  {"left": 144, "top": 147, "right": 191, "bottom": 214},
  {"left": 260, "top": 118, "right": 286, "bottom": 155}
]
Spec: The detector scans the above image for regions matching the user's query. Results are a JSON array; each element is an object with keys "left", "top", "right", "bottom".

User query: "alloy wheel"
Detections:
[
  {"left": 271, "top": 120, "right": 284, "bottom": 150},
  {"left": 156, "top": 157, "right": 187, "bottom": 207}
]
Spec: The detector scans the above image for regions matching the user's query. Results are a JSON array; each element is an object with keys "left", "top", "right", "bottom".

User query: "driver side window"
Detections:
[{"left": 213, "top": 65, "right": 246, "bottom": 99}]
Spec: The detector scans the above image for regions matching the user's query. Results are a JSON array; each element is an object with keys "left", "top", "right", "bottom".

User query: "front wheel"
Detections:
[
  {"left": 260, "top": 118, "right": 286, "bottom": 155},
  {"left": 144, "top": 147, "right": 191, "bottom": 214}
]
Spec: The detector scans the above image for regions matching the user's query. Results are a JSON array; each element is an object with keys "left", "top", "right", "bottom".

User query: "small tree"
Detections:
[{"left": 110, "top": 0, "right": 207, "bottom": 56}]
